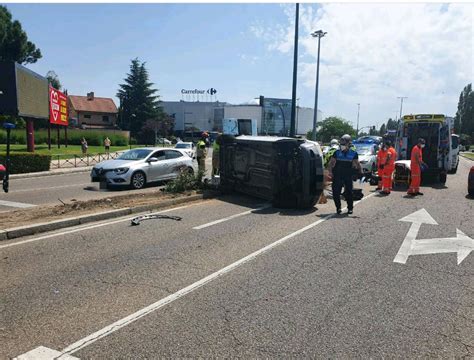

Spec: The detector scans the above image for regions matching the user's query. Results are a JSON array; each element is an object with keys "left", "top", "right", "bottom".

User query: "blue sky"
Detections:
[{"left": 5, "top": 3, "right": 472, "bottom": 129}]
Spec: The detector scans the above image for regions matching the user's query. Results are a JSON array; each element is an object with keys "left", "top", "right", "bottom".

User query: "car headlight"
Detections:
[{"left": 113, "top": 167, "right": 129, "bottom": 175}]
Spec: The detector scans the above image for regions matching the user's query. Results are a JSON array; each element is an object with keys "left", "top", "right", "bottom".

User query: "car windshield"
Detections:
[
  {"left": 175, "top": 143, "right": 191, "bottom": 149},
  {"left": 117, "top": 149, "right": 152, "bottom": 160},
  {"left": 355, "top": 145, "right": 373, "bottom": 155}
]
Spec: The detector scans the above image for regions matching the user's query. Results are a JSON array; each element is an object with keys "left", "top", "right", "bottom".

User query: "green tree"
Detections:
[
  {"left": 379, "top": 123, "right": 387, "bottom": 136},
  {"left": 307, "top": 116, "right": 356, "bottom": 143},
  {"left": 117, "top": 59, "right": 161, "bottom": 140},
  {"left": 46, "top": 70, "right": 61, "bottom": 90},
  {"left": 0, "top": 5, "right": 42, "bottom": 64},
  {"left": 455, "top": 83, "right": 474, "bottom": 139},
  {"left": 386, "top": 118, "right": 398, "bottom": 130}
]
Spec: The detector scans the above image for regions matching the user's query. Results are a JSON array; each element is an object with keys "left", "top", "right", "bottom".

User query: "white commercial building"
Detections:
[{"left": 161, "top": 98, "right": 322, "bottom": 136}]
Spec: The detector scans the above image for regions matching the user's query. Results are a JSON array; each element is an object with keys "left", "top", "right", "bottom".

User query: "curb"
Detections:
[
  {"left": 0, "top": 193, "right": 211, "bottom": 241},
  {"left": 11, "top": 167, "right": 93, "bottom": 180}
]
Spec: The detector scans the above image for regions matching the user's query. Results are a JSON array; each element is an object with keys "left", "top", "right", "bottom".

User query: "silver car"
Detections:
[
  {"left": 355, "top": 143, "right": 378, "bottom": 173},
  {"left": 91, "top": 147, "right": 194, "bottom": 189},
  {"left": 175, "top": 142, "right": 196, "bottom": 159}
]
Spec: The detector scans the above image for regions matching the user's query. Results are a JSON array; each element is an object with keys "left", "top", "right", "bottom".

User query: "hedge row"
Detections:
[
  {"left": 0, "top": 129, "right": 128, "bottom": 147},
  {"left": 0, "top": 153, "right": 51, "bottom": 174}
]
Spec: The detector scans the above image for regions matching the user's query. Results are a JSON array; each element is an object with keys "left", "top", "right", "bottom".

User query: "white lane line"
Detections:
[
  {"left": 3, "top": 183, "right": 91, "bottom": 194},
  {"left": 193, "top": 204, "right": 271, "bottom": 229},
  {"left": 0, "top": 202, "right": 203, "bottom": 250},
  {"left": 59, "top": 192, "right": 376, "bottom": 357},
  {"left": 0, "top": 200, "right": 36, "bottom": 208}
]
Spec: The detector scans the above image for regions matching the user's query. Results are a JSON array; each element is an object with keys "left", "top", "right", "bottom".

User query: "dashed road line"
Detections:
[
  {"left": 0, "top": 200, "right": 36, "bottom": 209},
  {"left": 193, "top": 204, "right": 271, "bottom": 229}
]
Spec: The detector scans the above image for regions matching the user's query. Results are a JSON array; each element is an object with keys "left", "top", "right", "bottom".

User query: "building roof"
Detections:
[{"left": 69, "top": 95, "right": 118, "bottom": 114}]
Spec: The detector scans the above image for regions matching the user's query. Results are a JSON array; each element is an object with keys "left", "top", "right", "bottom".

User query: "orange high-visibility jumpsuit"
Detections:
[
  {"left": 376, "top": 148, "right": 388, "bottom": 190},
  {"left": 408, "top": 145, "right": 422, "bottom": 194},
  {"left": 382, "top": 147, "right": 397, "bottom": 193}
]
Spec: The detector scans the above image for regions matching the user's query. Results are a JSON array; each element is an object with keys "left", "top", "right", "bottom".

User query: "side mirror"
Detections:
[{"left": 147, "top": 157, "right": 158, "bottom": 163}]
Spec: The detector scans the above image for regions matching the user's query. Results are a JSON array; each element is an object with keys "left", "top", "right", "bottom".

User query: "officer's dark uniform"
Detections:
[{"left": 332, "top": 147, "right": 358, "bottom": 211}]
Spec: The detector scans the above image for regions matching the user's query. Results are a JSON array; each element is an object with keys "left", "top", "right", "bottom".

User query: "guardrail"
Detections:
[{"left": 50, "top": 152, "right": 122, "bottom": 169}]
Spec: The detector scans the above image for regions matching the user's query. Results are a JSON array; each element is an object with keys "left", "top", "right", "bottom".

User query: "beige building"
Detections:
[{"left": 68, "top": 92, "right": 118, "bottom": 129}]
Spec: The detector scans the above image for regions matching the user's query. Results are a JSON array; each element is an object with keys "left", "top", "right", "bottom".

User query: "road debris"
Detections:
[{"left": 131, "top": 214, "right": 182, "bottom": 226}]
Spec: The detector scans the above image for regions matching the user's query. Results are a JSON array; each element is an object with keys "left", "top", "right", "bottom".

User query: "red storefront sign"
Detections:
[{"left": 49, "top": 87, "right": 68, "bottom": 126}]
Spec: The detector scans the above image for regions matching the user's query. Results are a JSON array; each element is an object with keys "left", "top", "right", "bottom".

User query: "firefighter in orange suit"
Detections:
[
  {"left": 407, "top": 138, "right": 427, "bottom": 196},
  {"left": 376, "top": 144, "right": 388, "bottom": 191},
  {"left": 380, "top": 140, "right": 397, "bottom": 195}
]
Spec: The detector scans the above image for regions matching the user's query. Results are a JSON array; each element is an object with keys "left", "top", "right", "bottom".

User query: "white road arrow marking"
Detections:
[{"left": 394, "top": 209, "right": 473, "bottom": 265}]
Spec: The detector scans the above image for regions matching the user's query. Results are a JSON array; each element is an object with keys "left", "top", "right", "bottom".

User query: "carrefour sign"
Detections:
[{"left": 181, "top": 88, "right": 217, "bottom": 95}]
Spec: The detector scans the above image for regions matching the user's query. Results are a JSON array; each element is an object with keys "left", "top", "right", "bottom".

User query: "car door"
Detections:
[
  {"left": 147, "top": 150, "right": 167, "bottom": 181},
  {"left": 163, "top": 150, "right": 186, "bottom": 179}
]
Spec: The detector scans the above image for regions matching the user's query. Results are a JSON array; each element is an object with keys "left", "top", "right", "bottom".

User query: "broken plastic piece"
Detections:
[{"left": 131, "top": 214, "right": 182, "bottom": 226}]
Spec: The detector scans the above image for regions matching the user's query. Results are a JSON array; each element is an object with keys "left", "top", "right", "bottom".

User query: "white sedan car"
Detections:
[
  {"left": 91, "top": 147, "right": 194, "bottom": 189},
  {"left": 354, "top": 143, "right": 378, "bottom": 173},
  {"left": 175, "top": 142, "right": 196, "bottom": 159}
]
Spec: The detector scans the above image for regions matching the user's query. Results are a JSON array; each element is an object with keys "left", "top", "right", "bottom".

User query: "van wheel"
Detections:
[{"left": 131, "top": 171, "right": 146, "bottom": 189}]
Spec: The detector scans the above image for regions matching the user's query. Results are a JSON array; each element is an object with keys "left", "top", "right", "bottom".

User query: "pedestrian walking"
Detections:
[
  {"left": 104, "top": 137, "right": 111, "bottom": 154},
  {"left": 407, "top": 138, "right": 427, "bottom": 196},
  {"left": 212, "top": 134, "right": 222, "bottom": 177},
  {"left": 80, "top": 137, "right": 88, "bottom": 155},
  {"left": 380, "top": 140, "right": 397, "bottom": 195},
  {"left": 196, "top": 134, "right": 208, "bottom": 173},
  {"left": 328, "top": 134, "right": 363, "bottom": 215}
]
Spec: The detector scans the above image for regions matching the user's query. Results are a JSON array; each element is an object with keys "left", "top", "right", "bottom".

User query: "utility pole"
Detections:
[
  {"left": 356, "top": 103, "right": 360, "bottom": 137},
  {"left": 289, "top": 3, "right": 299, "bottom": 137},
  {"left": 311, "top": 29, "right": 327, "bottom": 141},
  {"left": 397, "top": 96, "right": 408, "bottom": 120}
]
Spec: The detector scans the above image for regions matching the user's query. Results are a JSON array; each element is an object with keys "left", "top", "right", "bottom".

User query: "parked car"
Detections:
[
  {"left": 156, "top": 137, "right": 172, "bottom": 145},
  {"left": 91, "top": 147, "right": 194, "bottom": 189},
  {"left": 354, "top": 142, "right": 378, "bottom": 173},
  {"left": 469, "top": 166, "right": 474, "bottom": 197},
  {"left": 175, "top": 142, "right": 196, "bottom": 159}
]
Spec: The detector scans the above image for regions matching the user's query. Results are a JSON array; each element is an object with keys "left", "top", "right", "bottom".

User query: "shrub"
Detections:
[
  {"left": 1, "top": 129, "right": 129, "bottom": 147},
  {"left": 0, "top": 152, "right": 51, "bottom": 174},
  {"left": 164, "top": 169, "right": 204, "bottom": 193}
]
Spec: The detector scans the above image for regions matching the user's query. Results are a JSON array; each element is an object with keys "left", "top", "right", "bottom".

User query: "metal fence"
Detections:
[{"left": 50, "top": 152, "right": 122, "bottom": 169}]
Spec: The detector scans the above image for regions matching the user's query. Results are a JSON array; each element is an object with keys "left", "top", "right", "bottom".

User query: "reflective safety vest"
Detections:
[
  {"left": 387, "top": 147, "right": 397, "bottom": 167},
  {"left": 410, "top": 145, "right": 422, "bottom": 170},
  {"left": 377, "top": 148, "right": 388, "bottom": 168},
  {"left": 196, "top": 140, "right": 207, "bottom": 157}
]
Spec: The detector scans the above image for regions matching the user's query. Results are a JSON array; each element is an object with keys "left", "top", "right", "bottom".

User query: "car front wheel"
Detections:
[{"left": 131, "top": 171, "right": 146, "bottom": 189}]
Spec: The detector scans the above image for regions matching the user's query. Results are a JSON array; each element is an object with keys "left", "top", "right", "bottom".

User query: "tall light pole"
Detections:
[
  {"left": 289, "top": 3, "right": 299, "bottom": 137},
  {"left": 356, "top": 103, "right": 360, "bottom": 137},
  {"left": 311, "top": 29, "right": 327, "bottom": 141},
  {"left": 397, "top": 96, "right": 407, "bottom": 120}
]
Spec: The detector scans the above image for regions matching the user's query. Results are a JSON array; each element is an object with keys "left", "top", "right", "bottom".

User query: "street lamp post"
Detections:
[
  {"left": 397, "top": 96, "right": 407, "bottom": 120},
  {"left": 311, "top": 29, "right": 327, "bottom": 141}
]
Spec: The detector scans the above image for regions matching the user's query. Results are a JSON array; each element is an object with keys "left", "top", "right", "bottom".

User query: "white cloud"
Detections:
[{"left": 250, "top": 3, "right": 473, "bottom": 127}]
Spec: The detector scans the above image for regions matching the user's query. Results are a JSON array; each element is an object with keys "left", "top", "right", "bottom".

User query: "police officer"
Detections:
[{"left": 328, "top": 134, "right": 363, "bottom": 215}]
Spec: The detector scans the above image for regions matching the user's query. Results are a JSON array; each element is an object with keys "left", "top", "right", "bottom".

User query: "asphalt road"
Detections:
[
  {"left": 0, "top": 153, "right": 212, "bottom": 213},
  {"left": 2, "top": 157, "right": 473, "bottom": 358}
]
